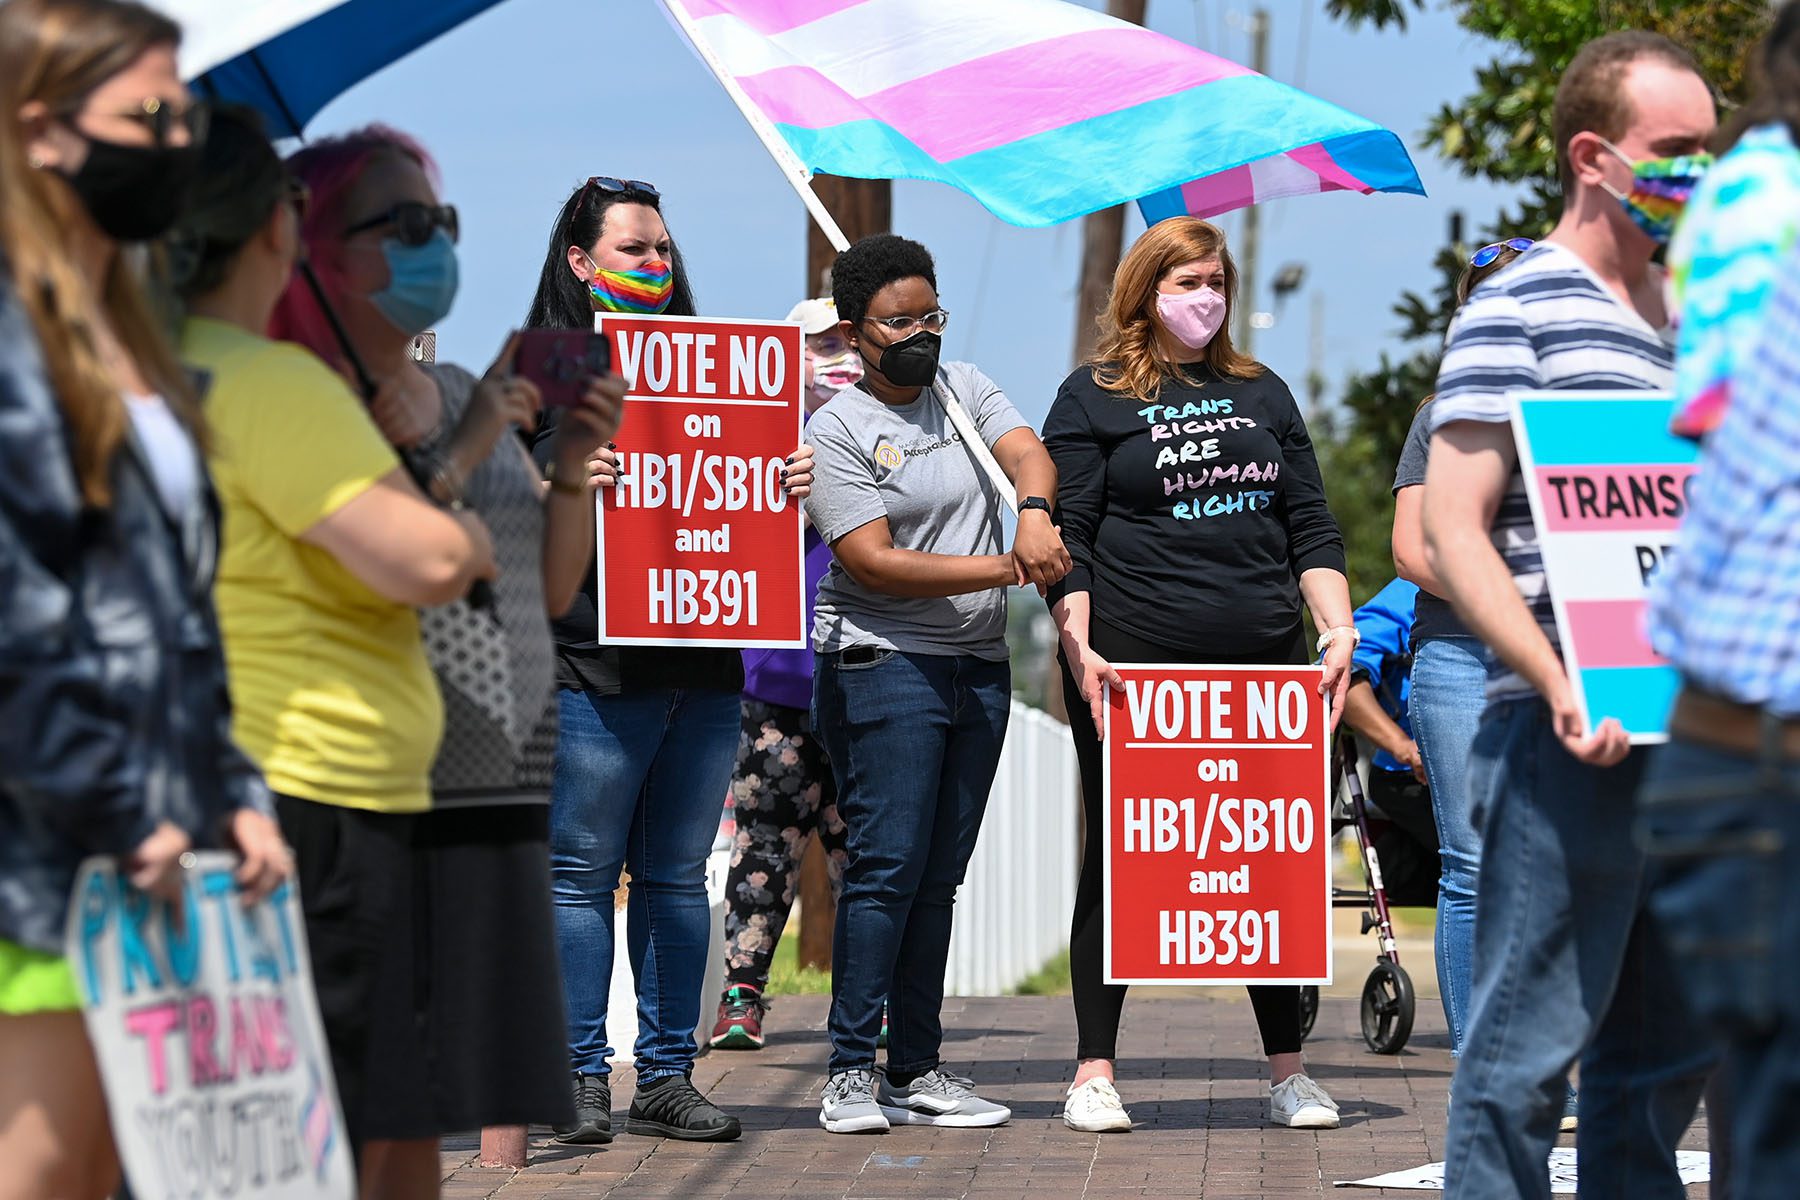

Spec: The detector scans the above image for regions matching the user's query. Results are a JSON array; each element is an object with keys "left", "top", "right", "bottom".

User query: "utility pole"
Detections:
[
  {"left": 1235, "top": 7, "right": 1271, "bottom": 356},
  {"left": 805, "top": 175, "right": 890, "bottom": 297},
  {"left": 1071, "top": 0, "right": 1147, "bottom": 366},
  {"left": 796, "top": 174, "right": 888, "bottom": 975}
]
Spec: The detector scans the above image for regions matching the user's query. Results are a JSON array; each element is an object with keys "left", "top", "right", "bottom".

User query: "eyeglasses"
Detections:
[
  {"left": 344, "top": 202, "right": 460, "bottom": 247},
  {"left": 582, "top": 176, "right": 660, "bottom": 201},
  {"left": 863, "top": 309, "right": 950, "bottom": 338},
  {"left": 1470, "top": 237, "right": 1535, "bottom": 268},
  {"left": 65, "top": 95, "right": 209, "bottom": 148}
]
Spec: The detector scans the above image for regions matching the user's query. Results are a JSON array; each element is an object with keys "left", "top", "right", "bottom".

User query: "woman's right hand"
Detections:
[
  {"left": 1070, "top": 641, "right": 1124, "bottom": 733},
  {"left": 126, "top": 821, "right": 193, "bottom": 906}
]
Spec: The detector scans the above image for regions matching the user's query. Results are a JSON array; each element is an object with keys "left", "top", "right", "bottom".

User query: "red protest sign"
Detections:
[
  {"left": 594, "top": 314, "right": 805, "bottom": 648},
  {"left": 1103, "top": 665, "right": 1332, "bottom": 985}
]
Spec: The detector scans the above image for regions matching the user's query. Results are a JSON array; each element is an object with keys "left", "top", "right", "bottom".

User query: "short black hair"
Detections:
[
  {"left": 830, "top": 233, "right": 936, "bottom": 328},
  {"left": 167, "top": 104, "right": 286, "bottom": 299}
]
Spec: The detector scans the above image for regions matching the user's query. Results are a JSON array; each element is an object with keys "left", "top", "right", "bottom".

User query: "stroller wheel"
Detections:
[
  {"left": 1298, "top": 985, "right": 1320, "bottom": 1041},
  {"left": 1360, "top": 961, "right": 1414, "bottom": 1054}
]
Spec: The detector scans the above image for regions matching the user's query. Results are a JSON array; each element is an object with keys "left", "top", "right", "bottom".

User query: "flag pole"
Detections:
[
  {"left": 655, "top": 1, "right": 1019, "bottom": 517},
  {"left": 657, "top": 0, "right": 851, "bottom": 252}
]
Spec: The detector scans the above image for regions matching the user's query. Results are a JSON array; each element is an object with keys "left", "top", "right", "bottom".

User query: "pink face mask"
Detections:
[{"left": 1155, "top": 287, "right": 1227, "bottom": 351}]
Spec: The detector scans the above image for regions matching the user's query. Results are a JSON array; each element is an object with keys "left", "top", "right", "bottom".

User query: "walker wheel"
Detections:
[
  {"left": 1360, "top": 960, "right": 1414, "bottom": 1054},
  {"left": 1298, "top": 985, "right": 1320, "bottom": 1041}
]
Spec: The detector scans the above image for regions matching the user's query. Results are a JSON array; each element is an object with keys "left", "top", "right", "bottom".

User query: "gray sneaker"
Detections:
[
  {"left": 877, "top": 1068, "right": 1011, "bottom": 1127},
  {"left": 820, "top": 1069, "right": 889, "bottom": 1134}
]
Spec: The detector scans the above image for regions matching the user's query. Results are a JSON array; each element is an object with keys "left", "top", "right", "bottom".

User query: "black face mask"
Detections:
[
  {"left": 865, "top": 329, "right": 942, "bottom": 389},
  {"left": 59, "top": 133, "right": 200, "bottom": 242}
]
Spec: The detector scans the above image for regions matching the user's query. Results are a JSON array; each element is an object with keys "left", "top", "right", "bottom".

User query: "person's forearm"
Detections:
[
  {"left": 1392, "top": 489, "right": 1452, "bottom": 597},
  {"left": 844, "top": 548, "right": 1015, "bottom": 598},
  {"left": 1050, "top": 592, "right": 1092, "bottom": 654},
  {"left": 1343, "top": 683, "right": 1410, "bottom": 758},
  {"left": 1298, "top": 567, "right": 1353, "bottom": 635},
  {"left": 1007, "top": 443, "right": 1058, "bottom": 504},
  {"left": 541, "top": 486, "right": 596, "bottom": 616},
  {"left": 1426, "top": 518, "right": 1565, "bottom": 697}
]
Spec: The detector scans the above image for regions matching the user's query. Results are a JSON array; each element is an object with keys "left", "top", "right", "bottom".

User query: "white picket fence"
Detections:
[
  {"left": 944, "top": 701, "right": 1081, "bottom": 995},
  {"left": 604, "top": 700, "right": 1081, "bottom": 1063}
]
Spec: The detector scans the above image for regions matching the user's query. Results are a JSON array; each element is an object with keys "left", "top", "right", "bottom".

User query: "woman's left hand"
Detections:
[
  {"left": 1012, "top": 513, "right": 1073, "bottom": 597},
  {"left": 224, "top": 809, "right": 292, "bottom": 904},
  {"left": 782, "top": 444, "right": 815, "bottom": 500},
  {"left": 1320, "top": 637, "right": 1355, "bottom": 730}
]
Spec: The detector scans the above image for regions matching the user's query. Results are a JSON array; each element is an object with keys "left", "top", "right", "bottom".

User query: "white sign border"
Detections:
[
  {"left": 1101, "top": 663, "right": 1335, "bottom": 988},
  {"left": 591, "top": 313, "right": 808, "bottom": 650}
]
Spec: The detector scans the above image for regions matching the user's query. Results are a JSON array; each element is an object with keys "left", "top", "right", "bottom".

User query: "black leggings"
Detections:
[{"left": 1064, "top": 616, "right": 1307, "bottom": 1062}]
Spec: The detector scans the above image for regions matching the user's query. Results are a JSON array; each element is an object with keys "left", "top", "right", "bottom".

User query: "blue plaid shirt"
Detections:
[{"left": 1649, "top": 244, "right": 1800, "bottom": 715}]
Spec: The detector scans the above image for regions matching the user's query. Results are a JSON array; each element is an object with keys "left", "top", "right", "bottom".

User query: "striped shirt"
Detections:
[
  {"left": 1429, "top": 242, "right": 1675, "bottom": 700},
  {"left": 1650, "top": 245, "right": 1800, "bottom": 715}
]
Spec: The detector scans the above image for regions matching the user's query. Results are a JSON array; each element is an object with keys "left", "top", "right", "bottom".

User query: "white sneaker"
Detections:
[
  {"left": 820, "top": 1069, "right": 889, "bottom": 1134},
  {"left": 1063, "top": 1077, "right": 1133, "bottom": 1132},
  {"left": 1270, "top": 1073, "right": 1341, "bottom": 1129},
  {"left": 876, "top": 1068, "right": 1011, "bottom": 1127}
]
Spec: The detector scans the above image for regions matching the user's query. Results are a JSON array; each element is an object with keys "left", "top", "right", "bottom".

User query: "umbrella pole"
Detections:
[{"left": 656, "top": 0, "right": 851, "bottom": 253}]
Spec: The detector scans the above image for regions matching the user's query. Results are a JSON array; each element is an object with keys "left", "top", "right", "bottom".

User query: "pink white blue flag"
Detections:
[{"left": 659, "top": 0, "right": 1425, "bottom": 227}]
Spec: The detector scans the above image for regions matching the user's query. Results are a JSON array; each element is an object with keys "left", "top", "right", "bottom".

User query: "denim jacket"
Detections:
[{"left": 0, "top": 272, "right": 269, "bottom": 954}]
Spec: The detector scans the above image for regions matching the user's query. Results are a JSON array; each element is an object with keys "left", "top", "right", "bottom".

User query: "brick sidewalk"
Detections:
[{"left": 438, "top": 989, "right": 1712, "bottom": 1198}]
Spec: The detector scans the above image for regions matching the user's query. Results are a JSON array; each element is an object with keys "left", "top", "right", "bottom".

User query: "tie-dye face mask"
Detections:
[
  {"left": 586, "top": 256, "right": 675, "bottom": 313},
  {"left": 1597, "top": 139, "right": 1713, "bottom": 246}
]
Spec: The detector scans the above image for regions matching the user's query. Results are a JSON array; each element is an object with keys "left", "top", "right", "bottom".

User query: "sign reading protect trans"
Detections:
[
  {"left": 1508, "top": 392, "right": 1699, "bottom": 743},
  {"left": 1103, "top": 666, "right": 1332, "bottom": 986},
  {"left": 594, "top": 314, "right": 806, "bottom": 648}
]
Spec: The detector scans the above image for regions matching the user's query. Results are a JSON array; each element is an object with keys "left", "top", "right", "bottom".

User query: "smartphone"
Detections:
[{"left": 513, "top": 329, "right": 613, "bottom": 409}]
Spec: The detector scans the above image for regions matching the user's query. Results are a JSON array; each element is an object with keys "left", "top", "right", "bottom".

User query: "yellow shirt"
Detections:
[{"left": 184, "top": 317, "right": 442, "bottom": 813}]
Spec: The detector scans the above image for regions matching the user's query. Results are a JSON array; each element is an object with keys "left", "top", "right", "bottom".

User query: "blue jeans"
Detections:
[
  {"left": 1640, "top": 732, "right": 1800, "bottom": 1200},
  {"left": 1410, "top": 635, "right": 1486, "bottom": 1054},
  {"left": 549, "top": 687, "right": 738, "bottom": 1082},
  {"left": 814, "top": 649, "right": 1010, "bottom": 1077},
  {"left": 1444, "top": 699, "right": 1711, "bottom": 1200}
]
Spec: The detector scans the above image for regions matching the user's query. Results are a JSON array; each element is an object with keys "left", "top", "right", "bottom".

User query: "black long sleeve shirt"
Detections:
[{"left": 1043, "top": 363, "right": 1346, "bottom": 653}]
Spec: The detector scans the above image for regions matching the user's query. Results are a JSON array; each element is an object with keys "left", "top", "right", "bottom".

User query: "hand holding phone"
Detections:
[{"left": 514, "top": 330, "right": 614, "bottom": 409}]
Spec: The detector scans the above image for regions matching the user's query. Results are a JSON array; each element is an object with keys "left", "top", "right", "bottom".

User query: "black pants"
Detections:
[{"left": 1063, "top": 617, "right": 1307, "bottom": 1062}]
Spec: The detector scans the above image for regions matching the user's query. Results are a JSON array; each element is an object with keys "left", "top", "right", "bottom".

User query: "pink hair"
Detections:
[{"left": 268, "top": 124, "right": 440, "bottom": 379}]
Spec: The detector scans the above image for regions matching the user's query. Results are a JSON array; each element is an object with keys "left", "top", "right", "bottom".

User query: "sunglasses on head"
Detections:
[
  {"left": 344, "top": 202, "right": 459, "bottom": 247},
  {"left": 1470, "top": 237, "right": 1535, "bottom": 268},
  {"left": 582, "top": 176, "right": 660, "bottom": 202}
]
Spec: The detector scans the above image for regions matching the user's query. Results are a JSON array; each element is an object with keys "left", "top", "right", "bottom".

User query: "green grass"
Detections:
[
  {"left": 766, "top": 935, "right": 832, "bottom": 996},
  {"left": 1013, "top": 950, "right": 1072, "bottom": 996}
]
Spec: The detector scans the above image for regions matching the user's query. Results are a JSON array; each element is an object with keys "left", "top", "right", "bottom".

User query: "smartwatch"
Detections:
[{"left": 1019, "top": 496, "right": 1053, "bottom": 516}]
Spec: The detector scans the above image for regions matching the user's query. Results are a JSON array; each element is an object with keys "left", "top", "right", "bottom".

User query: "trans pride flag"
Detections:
[{"left": 659, "top": 0, "right": 1425, "bottom": 227}]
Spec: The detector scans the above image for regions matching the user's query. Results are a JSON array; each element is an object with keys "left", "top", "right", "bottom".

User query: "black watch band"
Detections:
[{"left": 1019, "top": 496, "right": 1053, "bottom": 515}]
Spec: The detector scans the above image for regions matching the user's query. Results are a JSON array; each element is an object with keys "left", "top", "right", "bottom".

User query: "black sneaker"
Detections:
[
  {"left": 552, "top": 1072, "right": 613, "bottom": 1145},
  {"left": 626, "top": 1074, "right": 742, "bottom": 1142}
]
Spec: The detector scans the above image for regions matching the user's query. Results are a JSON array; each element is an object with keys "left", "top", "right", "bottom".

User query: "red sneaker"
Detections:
[{"left": 709, "top": 985, "right": 768, "bottom": 1050}]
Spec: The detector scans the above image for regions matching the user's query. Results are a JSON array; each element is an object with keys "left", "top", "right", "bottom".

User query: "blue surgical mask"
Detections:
[{"left": 370, "top": 228, "right": 459, "bottom": 334}]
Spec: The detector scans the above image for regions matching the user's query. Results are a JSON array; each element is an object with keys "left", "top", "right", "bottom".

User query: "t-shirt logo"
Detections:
[{"left": 874, "top": 442, "right": 904, "bottom": 469}]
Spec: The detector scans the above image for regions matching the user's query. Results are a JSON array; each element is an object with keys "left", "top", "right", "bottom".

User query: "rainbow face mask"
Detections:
[
  {"left": 1598, "top": 140, "right": 1712, "bottom": 245},
  {"left": 587, "top": 258, "right": 674, "bottom": 313}
]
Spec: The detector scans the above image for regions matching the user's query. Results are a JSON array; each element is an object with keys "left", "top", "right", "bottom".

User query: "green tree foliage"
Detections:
[{"left": 1317, "top": 0, "right": 1769, "bottom": 599}]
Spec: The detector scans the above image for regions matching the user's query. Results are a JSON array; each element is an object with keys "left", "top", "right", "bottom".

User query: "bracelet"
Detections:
[
  {"left": 544, "top": 461, "right": 587, "bottom": 497},
  {"left": 428, "top": 452, "right": 466, "bottom": 507},
  {"left": 1316, "top": 625, "right": 1361, "bottom": 653}
]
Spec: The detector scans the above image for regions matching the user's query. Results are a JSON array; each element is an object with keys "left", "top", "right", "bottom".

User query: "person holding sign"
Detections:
[
  {"left": 0, "top": 5, "right": 291, "bottom": 1196},
  {"left": 1043, "top": 216, "right": 1352, "bottom": 1133},
  {"left": 806, "top": 233, "right": 1068, "bottom": 1134},
  {"left": 1422, "top": 32, "right": 1717, "bottom": 1199},
  {"left": 523, "top": 177, "right": 768, "bottom": 1144}
]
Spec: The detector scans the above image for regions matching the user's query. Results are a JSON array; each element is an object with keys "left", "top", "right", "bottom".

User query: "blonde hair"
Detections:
[
  {"left": 0, "top": 0, "right": 198, "bottom": 508},
  {"left": 1089, "top": 217, "right": 1263, "bottom": 404}
]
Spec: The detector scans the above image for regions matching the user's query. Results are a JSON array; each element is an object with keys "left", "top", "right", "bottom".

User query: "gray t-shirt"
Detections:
[
  {"left": 1393, "top": 401, "right": 1469, "bottom": 644},
  {"left": 805, "top": 361, "right": 1029, "bottom": 660}
]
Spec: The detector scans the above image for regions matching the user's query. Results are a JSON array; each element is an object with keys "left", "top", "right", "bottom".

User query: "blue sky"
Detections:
[{"left": 303, "top": 0, "right": 1522, "bottom": 427}]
